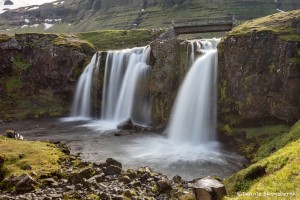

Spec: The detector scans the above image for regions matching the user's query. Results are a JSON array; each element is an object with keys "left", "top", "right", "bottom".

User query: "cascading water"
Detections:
[
  {"left": 101, "top": 46, "right": 152, "bottom": 125},
  {"left": 126, "top": 38, "right": 245, "bottom": 179},
  {"left": 167, "top": 38, "right": 219, "bottom": 144},
  {"left": 68, "top": 52, "right": 101, "bottom": 120}
]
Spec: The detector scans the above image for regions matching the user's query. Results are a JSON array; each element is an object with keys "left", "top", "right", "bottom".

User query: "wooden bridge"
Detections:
[{"left": 172, "top": 16, "right": 237, "bottom": 35}]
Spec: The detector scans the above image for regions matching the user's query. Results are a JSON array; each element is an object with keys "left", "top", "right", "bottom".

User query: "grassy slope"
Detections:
[
  {"left": 0, "top": 135, "right": 65, "bottom": 181},
  {"left": 1, "top": 0, "right": 300, "bottom": 33},
  {"left": 224, "top": 122, "right": 300, "bottom": 199}
]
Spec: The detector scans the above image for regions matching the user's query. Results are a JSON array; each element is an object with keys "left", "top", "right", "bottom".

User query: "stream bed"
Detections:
[{"left": 0, "top": 117, "right": 246, "bottom": 181}]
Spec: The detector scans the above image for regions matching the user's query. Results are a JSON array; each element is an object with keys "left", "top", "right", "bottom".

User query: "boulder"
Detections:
[
  {"left": 70, "top": 167, "right": 94, "bottom": 184},
  {"left": 3, "top": 174, "right": 37, "bottom": 193},
  {"left": 4, "top": 0, "right": 14, "bottom": 5},
  {"left": 192, "top": 176, "right": 226, "bottom": 200},
  {"left": 103, "top": 165, "right": 122, "bottom": 176},
  {"left": 6, "top": 130, "right": 23, "bottom": 140},
  {"left": 106, "top": 158, "right": 122, "bottom": 168},
  {"left": 156, "top": 177, "right": 172, "bottom": 193},
  {"left": 117, "top": 118, "right": 134, "bottom": 130}
]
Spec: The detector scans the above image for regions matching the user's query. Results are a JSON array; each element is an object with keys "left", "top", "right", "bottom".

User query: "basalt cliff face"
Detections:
[
  {"left": 218, "top": 10, "right": 300, "bottom": 126},
  {"left": 0, "top": 33, "right": 95, "bottom": 121}
]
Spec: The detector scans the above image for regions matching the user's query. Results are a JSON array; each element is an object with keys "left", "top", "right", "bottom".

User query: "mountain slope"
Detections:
[{"left": 1, "top": 0, "right": 300, "bottom": 33}]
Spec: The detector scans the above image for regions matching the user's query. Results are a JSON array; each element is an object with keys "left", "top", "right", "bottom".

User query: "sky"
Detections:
[{"left": 0, "top": 0, "right": 57, "bottom": 14}]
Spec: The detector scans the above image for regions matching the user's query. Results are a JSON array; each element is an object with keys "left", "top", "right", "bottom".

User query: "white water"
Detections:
[
  {"left": 65, "top": 52, "right": 101, "bottom": 121},
  {"left": 168, "top": 38, "right": 219, "bottom": 145},
  {"left": 123, "top": 39, "right": 240, "bottom": 177},
  {"left": 101, "top": 46, "right": 152, "bottom": 125}
]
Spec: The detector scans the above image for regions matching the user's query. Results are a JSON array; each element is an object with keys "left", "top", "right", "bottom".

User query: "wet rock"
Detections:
[
  {"left": 106, "top": 158, "right": 122, "bottom": 169},
  {"left": 6, "top": 130, "right": 24, "bottom": 140},
  {"left": 119, "top": 175, "right": 130, "bottom": 183},
  {"left": 156, "top": 177, "right": 172, "bottom": 193},
  {"left": 172, "top": 175, "right": 182, "bottom": 184},
  {"left": 4, "top": 0, "right": 14, "bottom": 5},
  {"left": 70, "top": 167, "right": 94, "bottom": 184},
  {"left": 192, "top": 176, "right": 226, "bottom": 200},
  {"left": 103, "top": 165, "right": 122, "bottom": 176},
  {"left": 117, "top": 118, "right": 134, "bottom": 130},
  {"left": 126, "top": 169, "right": 137, "bottom": 179}
]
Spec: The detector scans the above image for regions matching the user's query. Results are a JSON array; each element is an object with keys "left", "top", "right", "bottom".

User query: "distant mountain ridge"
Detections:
[{"left": 1, "top": 0, "right": 300, "bottom": 33}]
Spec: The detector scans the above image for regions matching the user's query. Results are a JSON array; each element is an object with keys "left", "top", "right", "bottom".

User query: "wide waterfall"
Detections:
[
  {"left": 69, "top": 52, "right": 101, "bottom": 120},
  {"left": 101, "top": 46, "right": 152, "bottom": 125},
  {"left": 167, "top": 38, "right": 219, "bottom": 144}
]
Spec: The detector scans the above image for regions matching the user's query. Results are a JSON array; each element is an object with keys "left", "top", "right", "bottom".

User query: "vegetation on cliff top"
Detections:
[
  {"left": 228, "top": 9, "right": 300, "bottom": 39},
  {"left": 76, "top": 29, "right": 165, "bottom": 50}
]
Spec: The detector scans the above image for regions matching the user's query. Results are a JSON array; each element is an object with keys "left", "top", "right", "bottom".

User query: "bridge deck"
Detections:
[{"left": 173, "top": 22, "right": 234, "bottom": 34}]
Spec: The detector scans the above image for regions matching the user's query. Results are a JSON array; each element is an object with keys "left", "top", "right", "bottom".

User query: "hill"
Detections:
[{"left": 1, "top": 0, "right": 300, "bottom": 33}]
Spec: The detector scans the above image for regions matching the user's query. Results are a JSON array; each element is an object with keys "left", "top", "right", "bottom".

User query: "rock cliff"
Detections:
[
  {"left": 149, "top": 38, "right": 190, "bottom": 126},
  {"left": 0, "top": 33, "right": 95, "bottom": 121},
  {"left": 218, "top": 10, "right": 300, "bottom": 126}
]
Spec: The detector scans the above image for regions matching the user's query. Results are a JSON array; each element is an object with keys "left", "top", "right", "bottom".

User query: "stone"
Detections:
[
  {"left": 70, "top": 167, "right": 94, "bottom": 184},
  {"left": 156, "top": 178, "right": 172, "bottom": 193},
  {"left": 6, "top": 130, "right": 24, "bottom": 140},
  {"left": 117, "top": 118, "right": 134, "bottom": 130},
  {"left": 119, "top": 175, "right": 130, "bottom": 183},
  {"left": 106, "top": 158, "right": 122, "bottom": 168},
  {"left": 14, "top": 174, "right": 37, "bottom": 193},
  {"left": 42, "top": 178, "right": 56, "bottom": 186},
  {"left": 172, "top": 175, "right": 182, "bottom": 184},
  {"left": 192, "top": 176, "right": 226, "bottom": 200},
  {"left": 103, "top": 165, "right": 122, "bottom": 176},
  {"left": 4, "top": 0, "right": 13, "bottom": 5}
]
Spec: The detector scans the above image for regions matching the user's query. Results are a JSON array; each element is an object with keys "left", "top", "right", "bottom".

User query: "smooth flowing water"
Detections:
[
  {"left": 68, "top": 52, "right": 101, "bottom": 121},
  {"left": 44, "top": 39, "right": 245, "bottom": 180},
  {"left": 101, "top": 46, "right": 152, "bottom": 125},
  {"left": 168, "top": 38, "right": 219, "bottom": 145}
]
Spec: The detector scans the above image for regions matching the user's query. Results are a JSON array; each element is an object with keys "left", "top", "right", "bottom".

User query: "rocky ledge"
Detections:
[{"left": 0, "top": 138, "right": 226, "bottom": 200}]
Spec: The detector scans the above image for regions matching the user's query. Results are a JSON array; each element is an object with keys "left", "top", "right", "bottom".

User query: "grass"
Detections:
[
  {"left": 225, "top": 138, "right": 300, "bottom": 199},
  {"left": 228, "top": 10, "right": 300, "bottom": 37},
  {"left": 76, "top": 29, "right": 165, "bottom": 50},
  {"left": 224, "top": 120, "right": 300, "bottom": 199},
  {"left": 0, "top": 136, "right": 66, "bottom": 180}
]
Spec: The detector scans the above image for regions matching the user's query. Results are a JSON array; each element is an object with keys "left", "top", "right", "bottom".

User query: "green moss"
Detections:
[
  {"left": 0, "top": 34, "right": 13, "bottom": 42},
  {"left": 225, "top": 138, "right": 300, "bottom": 199},
  {"left": 52, "top": 34, "right": 95, "bottom": 51},
  {"left": 228, "top": 10, "right": 300, "bottom": 38},
  {"left": 224, "top": 121, "right": 300, "bottom": 199},
  {"left": 0, "top": 137, "right": 66, "bottom": 183},
  {"left": 77, "top": 29, "right": 164, "bottom": 50}
]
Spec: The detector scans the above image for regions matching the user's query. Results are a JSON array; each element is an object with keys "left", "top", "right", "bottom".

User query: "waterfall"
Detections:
[
  {"left": 167, "top": 38, "right": 220, "bottom": 145},
  {"left": 101, "top": 46, "right": 152, "bottom": 125},
  {"left": 69, "top": 52, "right": 101, "bottom": 120}
]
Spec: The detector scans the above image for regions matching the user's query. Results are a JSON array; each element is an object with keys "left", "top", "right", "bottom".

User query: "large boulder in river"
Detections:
[
  {"left": 218, "top": 10, "right": 300, "bottom": 126},
  {"left": 117, "top": 118, "right": 134, "bottom": 130},
  {"left": 192, "top": 176, "right": 226, "bottom": 200}
]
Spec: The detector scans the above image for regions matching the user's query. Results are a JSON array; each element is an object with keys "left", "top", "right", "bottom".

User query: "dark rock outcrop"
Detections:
[
  {"left": 218, "top": 31, "right": 300, "bottom": 126},
  {"left": 192, "top": 176, "right": 226, "bottom": 200},
  {"left": 0, "top": 33, "right": 94, "bottom": 121},
  {"left": 149, "top": 38, "right": 190, "bottom": 126}
]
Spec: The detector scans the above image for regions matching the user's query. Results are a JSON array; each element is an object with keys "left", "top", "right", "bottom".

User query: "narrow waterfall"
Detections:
[
  {"left": 167, "top": 38, "right": 219, "bottom": 145},
  {"left": 69, "top": 52, "right": 101, "bottom": 119},
  {"left": 101, "top": 46, "right": 152, "bottom": 125}
]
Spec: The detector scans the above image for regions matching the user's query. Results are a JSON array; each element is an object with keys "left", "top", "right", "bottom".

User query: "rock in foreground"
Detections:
[{"left": 193, "top": 176, "right": 226, "bottom": 200}]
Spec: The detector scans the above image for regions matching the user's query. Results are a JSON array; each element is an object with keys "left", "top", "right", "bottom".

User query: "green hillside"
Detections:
[{"left": 0, "top": 0, "right": 300, "bottom": 33}]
